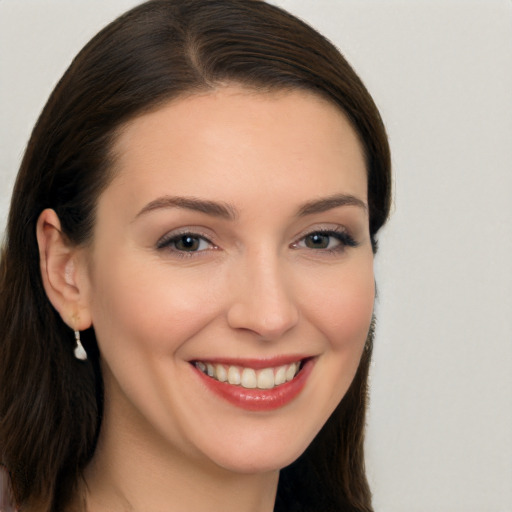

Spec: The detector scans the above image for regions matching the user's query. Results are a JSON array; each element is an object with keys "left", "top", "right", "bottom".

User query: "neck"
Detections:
[
  {"left": 81, "top": 378, "right": 279, "bottom": 512},
  {"left": 83, "top": 452, "right": 278, "bottom": 512}
]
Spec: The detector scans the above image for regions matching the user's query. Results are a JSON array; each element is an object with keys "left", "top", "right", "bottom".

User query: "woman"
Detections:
[{"left": 0, "top": 1, "right": 391, "bottom": 511}]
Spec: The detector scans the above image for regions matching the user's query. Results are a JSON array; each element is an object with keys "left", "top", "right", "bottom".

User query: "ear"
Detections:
[{"left": 36, "top": 208, "right": 92, "bottom": 331}]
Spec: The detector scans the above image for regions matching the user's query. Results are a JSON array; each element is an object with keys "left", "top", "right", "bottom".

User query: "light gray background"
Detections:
[{"left": 1, "top": 1, "right": 511, "bottom": 511}]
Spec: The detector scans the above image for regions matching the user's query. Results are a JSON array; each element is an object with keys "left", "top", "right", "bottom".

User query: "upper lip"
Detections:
[{"left": 189, "top": 355, "right": 313, "bottom": 370}]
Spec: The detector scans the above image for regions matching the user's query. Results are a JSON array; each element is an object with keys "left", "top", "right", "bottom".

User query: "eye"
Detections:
[
  {"left": 294, "top": 229, "right": 358, "bottom": 252},
  {"left": 303, "top": 233, "right": 338, "bottom": 250},
  {"left": 157, "top": 232, "right": 214, "bottom": 253}
]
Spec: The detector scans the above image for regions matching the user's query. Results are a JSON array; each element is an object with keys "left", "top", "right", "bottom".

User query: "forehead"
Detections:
[{"left": 107, "top": 86, "right": 367, "bottom": 209}]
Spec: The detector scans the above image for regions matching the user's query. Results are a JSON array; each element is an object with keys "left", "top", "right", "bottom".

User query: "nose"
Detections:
[{"left": 226, "top": 252, "right": 299, "bottom": 340}]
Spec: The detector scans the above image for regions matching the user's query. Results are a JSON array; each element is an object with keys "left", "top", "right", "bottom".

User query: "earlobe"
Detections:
[{"left": 36, "top": 209, "right": 92, "bottom": 331}]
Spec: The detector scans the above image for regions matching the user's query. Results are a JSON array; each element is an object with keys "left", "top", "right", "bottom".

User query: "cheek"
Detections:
[
  {"left": 304, "top": 258, "right": 375, "bottom": 351},
  {"left": 287, "top": 256, "right": 374, "bottom": 446},
  {"left": 87, "top": 256, "right": 223, "bottom": 357}
]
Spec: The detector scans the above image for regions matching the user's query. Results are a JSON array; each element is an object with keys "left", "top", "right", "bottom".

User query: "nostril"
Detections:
[{"left": 226, "top": 270, "right": 299, "bottom": 338}]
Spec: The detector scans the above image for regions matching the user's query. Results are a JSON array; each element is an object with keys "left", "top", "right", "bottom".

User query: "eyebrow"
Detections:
[
  {"left": 135, "top": 195, "right": 238, "bottom": 220},
  {"left": 135, "top": 192, "right": 367, "bottom": 221},
  {"left": 297, "top": 193, "right": 368, "bottom": 216}
]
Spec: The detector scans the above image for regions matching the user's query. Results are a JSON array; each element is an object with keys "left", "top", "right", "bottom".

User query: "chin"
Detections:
[
  {"left": 214, "top": 447, "right": 306, "bottom": 475},
  {"left": 191, "top": 421, "right": 320, "bottom": 476}
]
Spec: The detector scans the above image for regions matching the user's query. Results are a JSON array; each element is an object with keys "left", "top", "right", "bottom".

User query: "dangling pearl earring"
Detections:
[{"left": 74, "top": 330, "right": 87, "bottom": 361}]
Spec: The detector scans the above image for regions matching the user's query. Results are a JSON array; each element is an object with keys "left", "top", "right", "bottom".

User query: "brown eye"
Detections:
[
  {"left": 294, "top": 230, "right": 358, "bottom": 252},
  {"left": 304, "top": 233, "right": 332, "bottom": 249},
  {"left": 157, "top": 232, "right": 213, "bottom": 253},
  {"left": 174, "top": 235, "right": 201, "bottom": 252}
]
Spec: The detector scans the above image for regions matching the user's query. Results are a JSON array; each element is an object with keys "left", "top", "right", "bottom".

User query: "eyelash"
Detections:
[
  {"left": 291, "top": 228, "right": 358, "bottom": 254},
  {"left": 156, "top": 231, "right": 217, "bottom": 257},
  {"left": 156, "top": 228, "right": 358, "bottom": 257}
]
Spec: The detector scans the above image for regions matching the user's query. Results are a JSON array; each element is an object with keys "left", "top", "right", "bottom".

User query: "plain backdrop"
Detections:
[{"left": 1, "top": 1, "right": 511, "bottom": 511}]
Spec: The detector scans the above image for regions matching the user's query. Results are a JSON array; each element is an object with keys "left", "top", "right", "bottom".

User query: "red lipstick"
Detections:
[{"left": 191, "top": 357, "right": 314, "bottom": 411}]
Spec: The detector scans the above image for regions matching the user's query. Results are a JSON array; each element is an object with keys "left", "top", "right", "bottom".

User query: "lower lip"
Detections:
[{"left": 192, "top": 359, "right": 314, "bottom": 412}]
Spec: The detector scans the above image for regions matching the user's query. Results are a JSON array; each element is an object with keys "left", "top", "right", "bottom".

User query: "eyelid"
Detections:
[
  {"left": 291, "top": 225, "right": 359, "bottom": 250},
  {"left": 156, "top": 228, "right": 217, "bottom": 252},
  {"left": 155, "top": 224, "right": 358, "bottom": 255}
]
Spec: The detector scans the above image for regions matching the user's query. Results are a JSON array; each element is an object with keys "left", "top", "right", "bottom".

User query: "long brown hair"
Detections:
[{"left": 0, "top": 1, "right": 391, "bottom": 510}]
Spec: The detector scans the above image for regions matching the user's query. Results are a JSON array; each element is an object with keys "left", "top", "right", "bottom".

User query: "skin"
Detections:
[{"left": 37, "top": 86, "right": 375, "bottom": 512}]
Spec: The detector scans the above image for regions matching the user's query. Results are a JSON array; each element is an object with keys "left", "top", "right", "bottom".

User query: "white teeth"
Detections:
[
  {"left": 257, "top": 368, "right": 275, "bottom": 389},
  {"left": 228, "top": 366, "right": 241, "bottom": 385},
  {"left": 216, "top": 364, "right": 227, "bottom": 382},
  {"left": 274, "top": 366, "right": 287, "bottom": 386},
  {"left": 195, "top": 360, "right": 303, "bottom": 389},
  {"left": 241, "top": 368, "right": 257, "bottom": 389},
  {"left": 286, "top": 363, "right": 298, "bottom": 382}
]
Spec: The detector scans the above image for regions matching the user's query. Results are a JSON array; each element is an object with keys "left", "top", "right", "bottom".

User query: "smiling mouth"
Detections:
[{"left": 193, "top": 360, "right": 305, "bottom": 390}]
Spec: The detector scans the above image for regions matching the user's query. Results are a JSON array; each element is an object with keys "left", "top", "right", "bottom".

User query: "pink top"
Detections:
[{"left": 0, "top": 465, "right": 17, "bottom": 512}]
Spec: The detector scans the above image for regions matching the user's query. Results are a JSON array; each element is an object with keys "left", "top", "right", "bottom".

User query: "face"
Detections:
[{"left": 80, "top": 86, "right": 374, "bottom": 475}]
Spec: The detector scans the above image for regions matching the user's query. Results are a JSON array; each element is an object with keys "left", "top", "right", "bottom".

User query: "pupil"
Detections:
[
  {"left": 178, "top": 236, "right": 199, "bottom": 251},
  {"left": 307, "top": 234, "right": 329, "bottom": 249}
]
